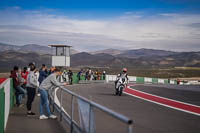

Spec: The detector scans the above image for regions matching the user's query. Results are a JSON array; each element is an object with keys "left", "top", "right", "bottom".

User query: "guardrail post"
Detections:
[
  {"left": 70, "top": 95, "right": 74, "bottom": 133},
  {"left": 89, "top": 104, "right": 92, "bottom": 133},
  {"left": 52, "top": 89, "right": 55, "bottom": 113},
  {"left": 128, "top": 123, "right": 133, "bottom": 133},
  {"left": 59, "top": 89, "right": 63, "bottom": 121}
]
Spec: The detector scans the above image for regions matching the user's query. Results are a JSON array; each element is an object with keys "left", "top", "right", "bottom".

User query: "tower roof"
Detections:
[{"left": 48, "top": 44, "right": 72, "bottom": 47}]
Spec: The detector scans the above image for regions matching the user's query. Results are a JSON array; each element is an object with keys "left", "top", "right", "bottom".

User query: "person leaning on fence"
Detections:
[
  {"left": 26, "top": 63, "right": 38, "bottom": 116},
  {"left": 38, "top": 67, "right": 67, "bottom": 120}
]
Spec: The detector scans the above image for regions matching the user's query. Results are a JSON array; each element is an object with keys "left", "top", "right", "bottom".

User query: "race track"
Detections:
[{"left": 57, "top": 83, "right": 200, "bottom": 133}]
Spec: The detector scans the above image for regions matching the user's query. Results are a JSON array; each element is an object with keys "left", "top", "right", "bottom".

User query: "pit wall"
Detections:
[
  {"left": 0, "top": 78, "right": 15, "bottom": 133},
  {"left": 105, "top": 75, "right": 178, "bottom": 85},
  {"left": 62, "top": 73, "right": 181, "bottom": 85}
]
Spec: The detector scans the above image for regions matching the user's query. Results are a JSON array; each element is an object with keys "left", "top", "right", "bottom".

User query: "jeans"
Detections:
[
  {"left": 15, "top": 85, "right": 26, "bottom": 106},
  {"left": 38, "top": 88, "right": 51, "bottom": 116},
  {"left": 26, "top": 87, "right": 36, "bottom": 111}
]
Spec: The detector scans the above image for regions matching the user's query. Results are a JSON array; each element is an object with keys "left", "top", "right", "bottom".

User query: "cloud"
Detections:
[
  {"left": 0, "top": 7, "right": 200, "bottom": 51},
  {"left": 187, "top": 23, "right": 200, "bottom": 28}
]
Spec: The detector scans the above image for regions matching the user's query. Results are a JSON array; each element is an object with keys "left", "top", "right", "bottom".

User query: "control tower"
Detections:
[{"left": 48, "top": 44, "right": 71, "bottom": 67}]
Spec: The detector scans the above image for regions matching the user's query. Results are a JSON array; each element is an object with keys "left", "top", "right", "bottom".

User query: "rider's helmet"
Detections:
[{"left": 123, "top": 68, "right": 127, "bottom": 73}]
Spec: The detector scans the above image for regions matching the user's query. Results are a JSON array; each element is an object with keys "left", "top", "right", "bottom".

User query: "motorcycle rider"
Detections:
[{"left": 115, "top": 68, "right": 129, "bottom": 88}]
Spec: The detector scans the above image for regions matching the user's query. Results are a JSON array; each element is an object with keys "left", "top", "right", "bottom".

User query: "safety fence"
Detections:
[
  {"left": 0, "top": 78, "right": 15, "bottom": 133},
  {"left": 106, "top": 75, "right": 178, "bottom": 85},
  {"left": 49, "top": 86, "right": 133, "bottom": 133}
]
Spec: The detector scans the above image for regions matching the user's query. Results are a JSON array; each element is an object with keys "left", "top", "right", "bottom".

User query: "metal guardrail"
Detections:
[{"left": 49, "top": 86, "right": 133, "bottom": 133}]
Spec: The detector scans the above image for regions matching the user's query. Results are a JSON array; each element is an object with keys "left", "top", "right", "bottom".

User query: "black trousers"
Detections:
[{"left": 26, "top": 87, "right": 36, "bottom": 111}]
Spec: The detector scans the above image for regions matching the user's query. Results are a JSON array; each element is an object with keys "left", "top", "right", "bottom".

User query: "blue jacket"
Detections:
[{"left": 38, "top": 70, "right": 48, "bottom": 84}]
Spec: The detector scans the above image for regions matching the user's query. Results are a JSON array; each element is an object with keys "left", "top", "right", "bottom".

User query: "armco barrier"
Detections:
[
  {"left": 144, "top": 77, "right": 152, "bottom": 83},
  {"left": 49, "top": 86, "right": 133, "bottom": 133},
  {"left": 72, "top": 74, "right": 180, "bottom": 85},
  {"left": 0, "top": 78, "right": 14, "bottom": 133},
  {"left": 106, "top": 75, "right": 179, "bottom": 85},
  {"left": 136, "top": 77, "right": 144, "bottom": 84},
  {"left": 164, "top": 79, "right": 169, "bottom": 84},
  {"left": 63, "top": 73, "right": 105, "bottom": 84},
  {"left": 152, "top": 78, "right": 158, "bottom": 84}
]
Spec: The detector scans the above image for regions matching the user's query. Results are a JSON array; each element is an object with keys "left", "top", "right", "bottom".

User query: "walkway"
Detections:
[{"left": 5, "top": 96, "right": 66, "bottom": 133}]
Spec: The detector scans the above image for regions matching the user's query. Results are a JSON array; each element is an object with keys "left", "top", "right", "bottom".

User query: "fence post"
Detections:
[
  {"left": 59, "top": 89, "right": 63, "bottom": 121},
  {"left": 70, "top": 95, "right": 74, "bottom": 133},
  {"left": 128, "top": 123, "right": 133, "bottom": 133},
  {"left": 89, "top": 104, "right": 92, "bottom": 133}
]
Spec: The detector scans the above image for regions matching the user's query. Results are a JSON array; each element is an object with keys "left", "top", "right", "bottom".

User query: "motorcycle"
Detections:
[{"left": 115, "top": 77, "right": 127, "bottom": 96}]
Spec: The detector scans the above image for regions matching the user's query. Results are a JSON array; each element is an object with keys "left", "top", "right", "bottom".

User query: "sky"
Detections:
[{"left": 0, "top": 0, "right": 200, "bottom": 51}]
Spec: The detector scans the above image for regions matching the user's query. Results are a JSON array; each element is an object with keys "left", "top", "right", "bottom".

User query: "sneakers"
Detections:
[
  {"left": 39, "top": 115, "right": 48, "bottom": 120},
  {"left": 27, "top": 112, "right": 36, "bottom": 116},
  {"left": 49, "top": 114, "right": 57, "bottom": 119},
  {"left": 17, "top": 104, "right": 24, "bottom": 108}
]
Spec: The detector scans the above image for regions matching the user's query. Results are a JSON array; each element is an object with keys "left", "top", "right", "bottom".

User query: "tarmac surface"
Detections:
[
  {"left": 58, "top": 83, "right": 200, "bottom": 133},
  {"left": 6, "top": 96, "right": 66, "bottom": 133}
]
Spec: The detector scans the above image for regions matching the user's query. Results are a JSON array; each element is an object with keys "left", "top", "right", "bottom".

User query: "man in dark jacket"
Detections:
[
  {"left": 38, "top": 64, "right": 48, "bottom": 85},
  {"left": 68, "top": 69, "right": 73, "bottom": 85}
]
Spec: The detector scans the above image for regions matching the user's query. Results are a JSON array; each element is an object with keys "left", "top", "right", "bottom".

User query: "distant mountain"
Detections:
[
  {"left": 0, "top": 43, "right": 200, "bottom": 72},
  {"left": 117, "top": 48, "right": 178, "bottom": 58},
  {"left": 0, "top": 42, "right": 79, "bottom": 55},
  {"left": 90, "top": 48, "right": 178, "bottom": 58},
  {"left": 71, "top": 51, "right": 200, "bottom": 68},
  {"left": 91, "top": 49, "right": 124, "bottom": 56},
  {"left": 0, "top": 42, "right": 21, "bottom": 51},
  {"left": 0, "top": 50, "right": 51, "bottom": 72}
]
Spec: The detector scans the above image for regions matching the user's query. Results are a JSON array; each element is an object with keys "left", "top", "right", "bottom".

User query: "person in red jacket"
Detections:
[{"left": 21, "top": 67, "right": 28, "bottom": 85}]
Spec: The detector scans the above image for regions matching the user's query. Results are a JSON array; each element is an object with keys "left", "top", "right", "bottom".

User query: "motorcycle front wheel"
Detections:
[{"left": 118, "top": 85, "right": 124, "bottom": 96}]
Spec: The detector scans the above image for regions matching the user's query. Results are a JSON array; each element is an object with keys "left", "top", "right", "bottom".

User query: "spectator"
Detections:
[
  {"left": 17, "top": 68, "right": 25, "bottom": 86},
  {"left": 26, "top": 63, "right": 38, "bottom": 116},
  {"left": 85, "top": 69, "right": 89, "bottom": 80},
  {"left": 68, "top": 69, "right": 73, "bottom": 85},
  {"left": 38, "top": 67, "right": 67, "bottom": 120},
  {"left": 77, "top": 69, "right": 83, "bottom": 83},
  {"left": 17, "top": 68, "right": 26, "bottom": 98},
  {"left": 10, "top": 66, "right": 25, "bottom": 107},
  {"left": 38, "top": 64, "right": 48, "bottom": 85},
  {"left": 21, "top": 67, "right": 28, "bottom": 88},
  {"left": 62, "top": 70, "right": 68, "bottom": 82},
  {"left": 48, "top": 66, "right": 56, "bottom": 75},
  {"left": 90, "top": 70, "right": 94, "bottom": 80},
  {"left": 103, "top": 71, "right": 106, "bottom": 80},
  {"left": 94, "top": 70, "right": 99, "bottom": 80},
  {"left": 88, "top": 68, "right": 92, "bottom": 80}
]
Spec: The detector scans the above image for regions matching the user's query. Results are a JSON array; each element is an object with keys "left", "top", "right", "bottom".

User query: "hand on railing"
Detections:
[{"left": 63, "top": 82, "right": 68, "bottom": 86}]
